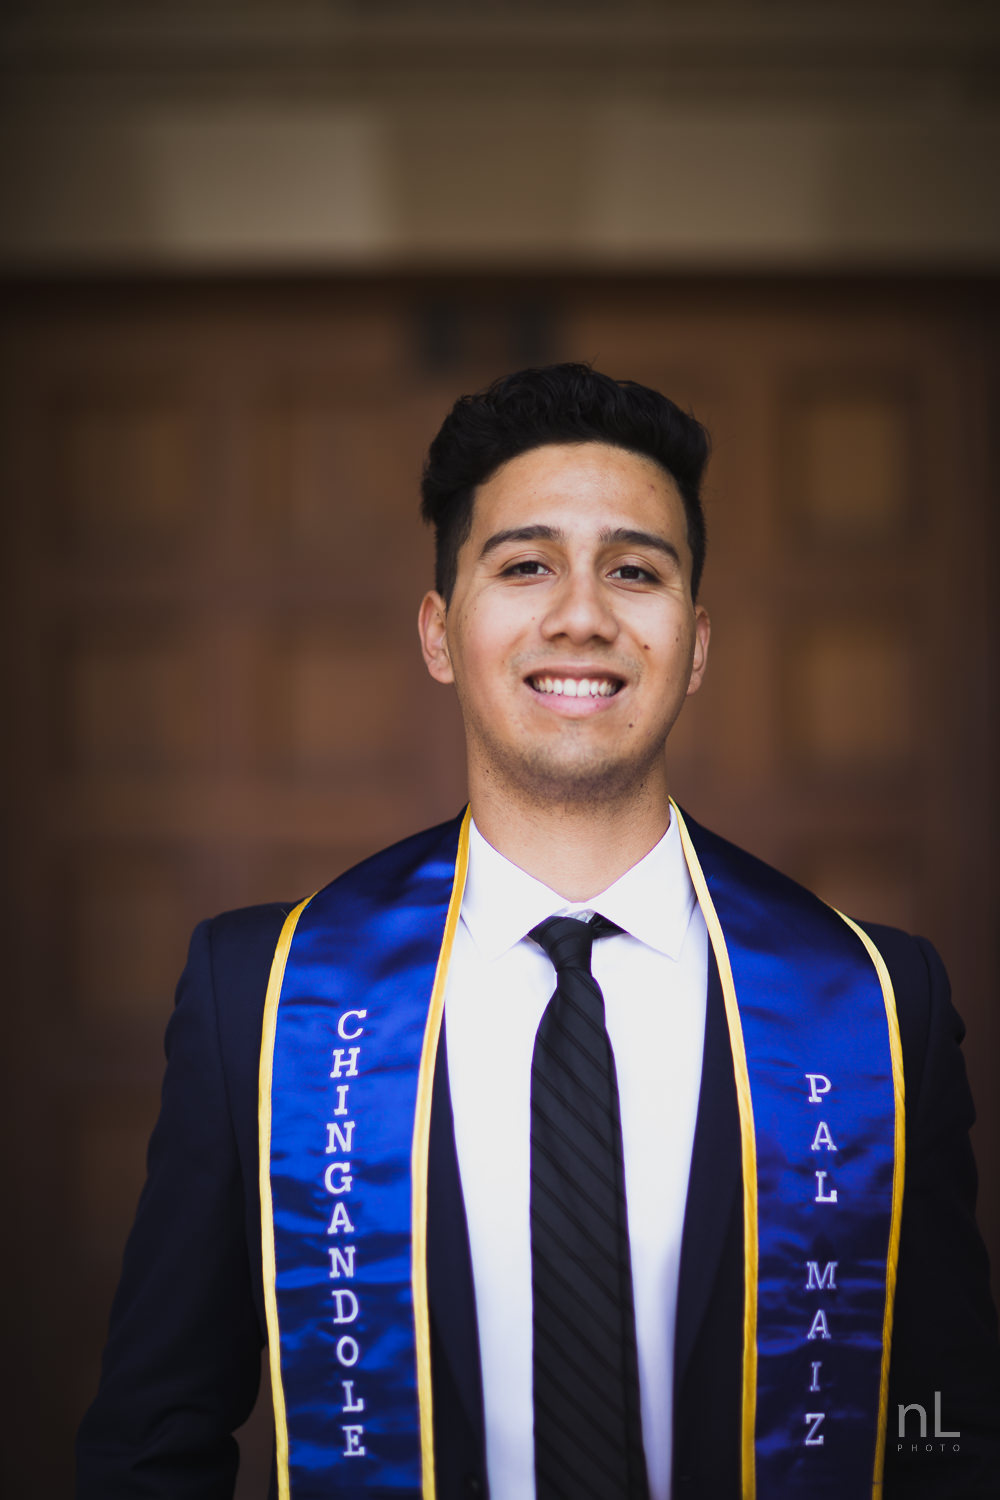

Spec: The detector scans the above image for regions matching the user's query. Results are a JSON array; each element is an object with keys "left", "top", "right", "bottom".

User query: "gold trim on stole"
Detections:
[
  {"left": 672, "top": 801, "right": 759, "bottom": 1500},
  {"left": 411, "top": 806, "right": 472, "bottom": 1500},
  {"left": 258, "top": 814, "right": 472, "bottom": 1500},
  {"left": 674, "top": 800, "right": 905, "bottom": 1500},
  {"left": 833, "top": 911, "right": 906, "bottom": 1498},
  {"left": 259, "top": 894, "right": 316, "bottom": 1500}
]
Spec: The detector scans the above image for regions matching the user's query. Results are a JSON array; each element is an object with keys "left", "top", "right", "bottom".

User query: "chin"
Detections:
[{"left": 500, "top": 745, "right": 655, "bottom": 806}]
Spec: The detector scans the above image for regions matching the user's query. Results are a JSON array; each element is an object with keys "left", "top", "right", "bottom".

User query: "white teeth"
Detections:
[{"left": 531, "top": 676, "right": 618, "bottom": 697}]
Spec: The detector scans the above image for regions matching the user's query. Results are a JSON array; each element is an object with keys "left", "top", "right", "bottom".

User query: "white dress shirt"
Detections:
[{"left": 444, "top": 814, "right": 708, "bottom": 1500}]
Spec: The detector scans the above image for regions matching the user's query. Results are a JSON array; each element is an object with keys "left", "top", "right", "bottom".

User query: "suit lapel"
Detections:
[
  {"left": 674, "top": 951, "right": 743, "bottom": 1387},
  {"left": 426, "top": 1014, "right": 487, "bottom": 1469}
]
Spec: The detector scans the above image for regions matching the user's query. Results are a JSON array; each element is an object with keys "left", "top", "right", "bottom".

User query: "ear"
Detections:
[
  {"left": 418, "top": 590, "right": 455, "bottom": 684},
  {"left": 686, "top": 605, "right": 711, "bottom": 697}
]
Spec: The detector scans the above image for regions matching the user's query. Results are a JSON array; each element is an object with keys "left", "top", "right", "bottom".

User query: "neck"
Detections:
[{"left": 468, "top": 771, "right": 673, "bottom": 902}]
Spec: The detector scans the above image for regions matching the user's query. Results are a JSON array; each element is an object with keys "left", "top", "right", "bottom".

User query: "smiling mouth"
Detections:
[{"left": 527, "top": 674, "right": 622, "bottom": 698}]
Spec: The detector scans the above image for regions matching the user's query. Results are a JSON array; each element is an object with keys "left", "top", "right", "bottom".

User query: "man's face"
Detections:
[{"left": 418, "top": 442, "right": 710, "bottom": 807}]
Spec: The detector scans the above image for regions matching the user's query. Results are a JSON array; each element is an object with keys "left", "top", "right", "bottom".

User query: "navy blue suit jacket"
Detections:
[{"left": 77, "top": 891, "right": 1000, "bottom": 1497}]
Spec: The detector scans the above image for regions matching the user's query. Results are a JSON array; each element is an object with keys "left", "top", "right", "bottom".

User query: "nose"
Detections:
[{"left": 539, "top": 565, "right": 619, "bottom": 646}]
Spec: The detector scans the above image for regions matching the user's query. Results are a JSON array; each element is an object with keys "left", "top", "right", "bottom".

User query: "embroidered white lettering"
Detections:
[
  {"left": 806, "top": 1260, "right": 838, "bottom": 1291},
  {"left": 814, "top": 1171, "right": 838, "bottom": 1203},
  {"left": 810, "top": 1121, "right": 838, "bottom": 1152},
  {"left": 809, "top": 1361, "right": 821, "bottom": 1393},
  {"left": 333, "top": 1084, "right": 350, "bottom": 1117},
  {"left": 325, "top": 1120, "right": 356, "bottom": 1154},
  {"left": 330, "top": 1048, "right": 361, "bottom": 1079},
  {"left": 807, "top": 1309, "right": 831, "bottom": 1341},
  {"left": 341, "top": 1380, "right": 365, "bottom": 1414},
  {"left": 342, "top": 1424, "right": 366, "bottom": 1457},
  {"left": 331, "top": 1289, "right": 360, "bottom": 1325},
  {"left": 336, "top": 1335, "right": 359, "bottom": 1367},
  {"left": 805, "top": 1073, "right": 832, "bottom": 1104},
  {"left": 324, "top": 1161, "right": 353, "bottom": 1194},
  {"left": 329, "top": 1246, "right": 356, "bottom": 1280},
  {"left": 326, "top": 1202, "right": 355, "bottom": 1235},
  {"left": 337, "top": 1010, "right": 368, "bottom": 1041},
  {"left": 804, "top": 1412, "right": 825, "bottom": 1446}
]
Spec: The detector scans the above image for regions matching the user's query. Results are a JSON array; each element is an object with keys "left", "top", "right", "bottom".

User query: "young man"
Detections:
[{"left": 78, "top": 366, "right": 999, "bottom": 1499}]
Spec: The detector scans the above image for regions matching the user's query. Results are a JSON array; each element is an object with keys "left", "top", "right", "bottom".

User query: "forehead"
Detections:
[{"left": 469, "top": 441, "right": 686, "bottom": 536}]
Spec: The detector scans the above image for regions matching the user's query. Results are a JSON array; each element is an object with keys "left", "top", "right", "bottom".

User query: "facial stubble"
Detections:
[{"left": 457, "top": 680, "right": 677, "bottom": 813}]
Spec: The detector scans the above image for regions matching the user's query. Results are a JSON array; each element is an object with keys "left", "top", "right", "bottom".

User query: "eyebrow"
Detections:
[
  {"left": 601, "top": 527, "right": 682, "bottom": 566},
  {"left": 478, "top": 525, "right": 560, "bottom": 559},
  {"left": 478, "top": 523, "right": 682, "bottom": 567}
]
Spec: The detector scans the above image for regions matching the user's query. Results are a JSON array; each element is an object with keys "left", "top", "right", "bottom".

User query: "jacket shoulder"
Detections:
[
  {"left": 854, "top": 920, "right": 959, "bottom": 1118},
  {"left": 198, "top": 899, "right": 297, "bottom": 971}
]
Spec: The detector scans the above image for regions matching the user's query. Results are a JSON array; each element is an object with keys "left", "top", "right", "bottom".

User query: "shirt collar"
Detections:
[{"left": 461, "top": 811, "right": 697, "bottom": 962}]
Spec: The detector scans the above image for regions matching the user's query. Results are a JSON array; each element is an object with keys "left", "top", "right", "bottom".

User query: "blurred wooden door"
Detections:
[{"left": 1, "top": 277, "right": 996, "bottom": 1496}]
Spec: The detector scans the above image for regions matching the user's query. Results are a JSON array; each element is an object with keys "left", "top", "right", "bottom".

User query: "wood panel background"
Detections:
[{"left": 1, "top": 277, "right": 996, "bottom": 1495}]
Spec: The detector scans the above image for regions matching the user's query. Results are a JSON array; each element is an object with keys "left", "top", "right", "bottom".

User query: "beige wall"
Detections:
[{"left": 1, "top": 3, "right": 998, "bottom": 271}]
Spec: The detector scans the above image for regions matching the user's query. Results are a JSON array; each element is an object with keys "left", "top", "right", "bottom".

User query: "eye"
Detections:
[
  {"left": 609, "top": 563, "right": 656, "bottom": 583},
  {"left": 502, "top": 559, "right": 551, "bottom": 577}
]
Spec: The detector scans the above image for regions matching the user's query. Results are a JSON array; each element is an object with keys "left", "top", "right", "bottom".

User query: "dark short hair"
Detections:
[{"left": 420, "top": 362, "right": 709, "bottom": 602}]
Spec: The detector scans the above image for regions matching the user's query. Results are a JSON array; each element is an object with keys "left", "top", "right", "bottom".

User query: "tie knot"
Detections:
[{"left": 529, "top": 913, "right": 621, "bottom": 973}]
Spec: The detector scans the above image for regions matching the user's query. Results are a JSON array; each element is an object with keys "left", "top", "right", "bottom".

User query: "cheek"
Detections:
[
  {"left": 470, "top": 602, "right": 523, "bottom": 660},
  {"left": 451, "top": 606, "right": 510, "bottom": 685}
]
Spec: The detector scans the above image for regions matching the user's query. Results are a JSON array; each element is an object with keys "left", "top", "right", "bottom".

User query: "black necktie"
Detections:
[{"left": 529, "top": 914, "right": 649, "bottom": 1500}]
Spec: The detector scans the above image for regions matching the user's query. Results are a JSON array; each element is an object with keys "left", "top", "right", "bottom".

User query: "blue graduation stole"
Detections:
[{"left": 259, "top": 805, "right": 903, "bottom": 1499}]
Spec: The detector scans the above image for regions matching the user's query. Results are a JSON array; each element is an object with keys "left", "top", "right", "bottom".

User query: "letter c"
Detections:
[{"left": 338, "top": 1010, "right": 367, "bottom": 1041}]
